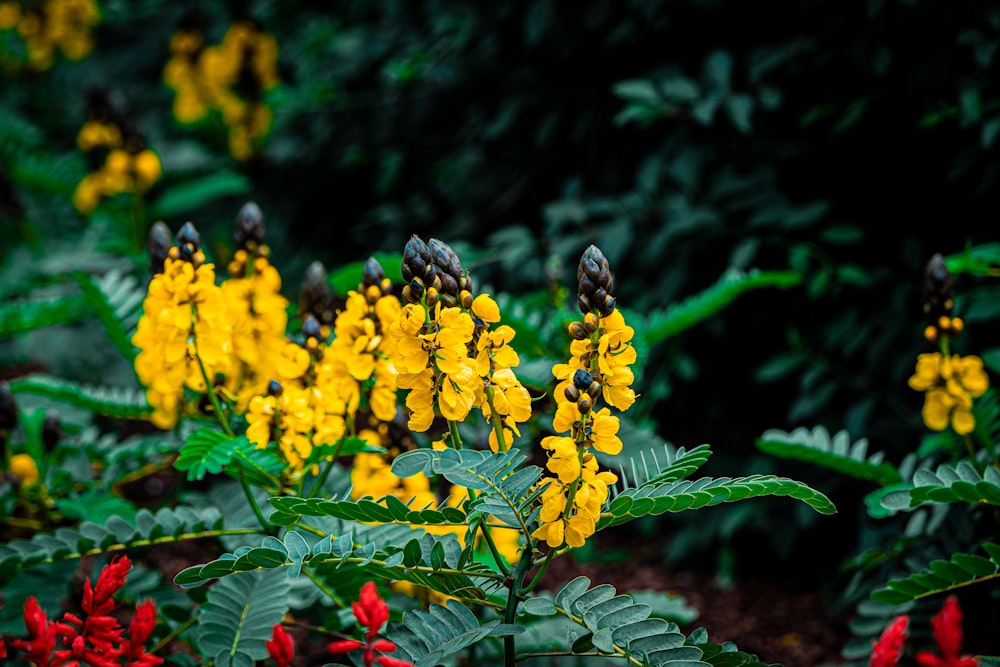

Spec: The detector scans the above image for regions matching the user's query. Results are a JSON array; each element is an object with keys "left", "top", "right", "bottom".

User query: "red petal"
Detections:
[{"left": 328, "top": 639, "right": 365, "bottom": 654}]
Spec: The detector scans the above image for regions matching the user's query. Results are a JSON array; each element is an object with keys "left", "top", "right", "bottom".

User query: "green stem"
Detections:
[
  {"left": 239, "top": 464, "right": 272, "bottom": 534},
  {"left": 448, "top": 419, "right": 463, "bottom": 449},
  {"left": 305, "top": 567, "right": 346, "bottom": 607},
  {"left": 503, "top": 550, "right": 533, "bottom": 667},
  {"left": 485, "top": 385, "right": 509, "bottom": 452},
  {"left": 306, "top": 435, "right": 346, "bottom": 498},
  {"left": 523, "top": 547, "right": 556, "bottom": 594},
  {"left": 151, "top": 615, "right": 197, "bottom": 654}
]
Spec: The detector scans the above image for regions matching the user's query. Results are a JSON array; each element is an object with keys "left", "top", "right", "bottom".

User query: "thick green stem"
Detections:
[{"left": 503, "top": 551, "right": 533, "bottom": 667}]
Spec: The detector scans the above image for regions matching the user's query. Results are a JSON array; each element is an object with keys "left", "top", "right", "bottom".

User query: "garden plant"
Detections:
[{"left": 3, "top": 2, "right": 1000, "bottom": 667}]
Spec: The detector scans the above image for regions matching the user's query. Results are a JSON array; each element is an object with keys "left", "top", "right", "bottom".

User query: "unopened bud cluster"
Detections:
[
  {"left": 922, "top": 253, "right": 963, "bottom": 343},
  {"left": 401, "top": 235, "right": 474, "bottom": 309},
  {"left": 576, "top": 245, "right": 616, "bottom": 317}
]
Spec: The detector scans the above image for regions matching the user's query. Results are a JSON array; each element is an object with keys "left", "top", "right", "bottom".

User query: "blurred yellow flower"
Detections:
[{"left": 908, "top": 352, "right": 989, "bottom": 435}]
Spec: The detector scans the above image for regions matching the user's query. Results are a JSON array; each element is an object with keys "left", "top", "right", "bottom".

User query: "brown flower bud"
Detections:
[
  {"left": 363, "top": 257, "right": 386, "bottom": 289},
  {"left": 460, "top": 290, "right": 474, "bottom": 309},
  {"left": 568, "top": 321, "right": 589, "bottom": 340},
  {"left": 302, "top": 314, "right": 322, "bottom": 340},
  {"left": 41, "top": 409, "right": 60, "bottom": 452},
  {"left": 402, "top": 235, "right": 430, "bottom": 282},
  {"left": 573, "top": 368, "right": 593, "bottom": 391},
  {"left": 267, "top": 380, "right": 283, "bottom": 397},
  {"left": 176, "top": 222, "right": 201, "bottom": 262},
  {"left": 583, "top": 313, "right": 599, "bottom": 332},
  {"left": 234, "top": 201, "right": 265, "bottom": 250},
  {"left": 300, "top": 261, "right": 336, "bottom": 325},
  {"left": 577, "top": 396, "right": 592, "bottom": 414},
  {"left": 564, "top": 385, "right": 581, "bottom": 403},
  {"left": 147, "top": 221, "right": 172, "bottom": 274}
]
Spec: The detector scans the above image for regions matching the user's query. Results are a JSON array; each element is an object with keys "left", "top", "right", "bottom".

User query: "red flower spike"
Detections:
[
  {"left": 328, "top": 638, "right": 365, "bottom": 654},
  {"left": 329, "top": 582, "right": 414, "bottom": 667},
  {"left": 265, "top": 623, "right": 294, "bottom": 667},
  {"left": 916, "top": 596, "right": 979, "bottom": 667},
  {"left": 376, "top": 656, "right": 416, "bottom": 667},
  {"left": 871, "top": 615, "right": 908, "bottom": 667},
  {"left": 0, "top": 637, "right": 6, "bottom": 659}
]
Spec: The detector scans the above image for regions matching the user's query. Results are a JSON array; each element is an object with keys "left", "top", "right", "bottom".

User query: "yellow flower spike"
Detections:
[
  {"left": 275, "top": 342, "right": 311, "bottom": 380},
  {"left": 910, "top": 352, "right": 990, "bottom": 434}
]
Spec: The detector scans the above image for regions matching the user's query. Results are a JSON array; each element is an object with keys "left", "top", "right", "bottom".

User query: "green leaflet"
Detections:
[
  {"left": 871, "top": 543, "right": 1000, "bottom": 605},
  {"left": 756, "top": 425, "right": 901, "bottom": 485},
  {"left": 195, "top": 568, "right": 291, "bottom": 667},
  {"left": 72, "top": 269, "right": 145, "bottom": 362},
  {"left": 599, "top": 474, "right": 835, "bottom": 530},
  {"left": 268, "top": 493, "right": 469, "bottom": 527},
  {"left": 388, "top": 599, "right": 522, "bottom": 667},
  {"left": 0, "top": 506, "right": 232, "bottom": 583},
  {"left": 8, "top": 373, "right": 151, "bottom": 420},
  {"left": 174, "top": 428, "right": 247, "bottom": 481},
  {"left": 880, "top": 461, "right": 1000, "bottom": 510},
  {"left": 642, "top": 268, "right": 802, "bottom": 345},
  {"left": 0, "top": 292, "right": 91, "bottom": 338},
  {"left": 174, "top": 527, "right": 499, "bottom": 599},
  {"left": 532, "top": 576, "right": 708, "bottom": 667}
]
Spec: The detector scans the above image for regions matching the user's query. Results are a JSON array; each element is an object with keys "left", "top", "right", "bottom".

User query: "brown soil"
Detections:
[{"left": 541, "top": 555, "right": 853, "bottom": 667}]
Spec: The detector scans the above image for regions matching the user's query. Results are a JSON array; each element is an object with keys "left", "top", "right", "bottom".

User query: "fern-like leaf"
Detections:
[
  {"left": 870, "top": 543, "right": 1000, "bottom": 605},
  {"left": 174, "top": 528, "right": 502, "bottom": 597},
  {"left": 388, "top": 600, "right": 521, "bottom": 667},
  {"left": 0, "top": 506, "right": 244, "bottom": 583},
  {"left": 880, "top": 461, "right": 1000, "bottom": 510},
  {"left": 0, "top": 293, "right": 91, "bottom": 338},
  {"left": 643, "top": 268, "right": 802, "bottom": 345},
  {"left": 175, "top": 428, "right": 246, "bottom": 481},
  {"left": 528, "top": 575, "right": 708, "bottom": 666},
  {"left": 756, "top": 426, "right": 900, "bottom": 485},
  {"left": 72, "top": 269, "right": 144, "bottom": 362},
  {"left": 617, "top": 444, "right": 714, "bottom": 490},
  {"left": 599, "top": 474, "right": 836, "bottom": 530},
  {"left": 195, "top": 568, "right": 291, "bottom": 667},
  {"left": 391, "top": 448, "right": 542, "bottom": 532},
  {"left": 8, "top": 373, "right": 151, "bottom": 420},
  {"left": 268, "top": 493, "right": 470, "bottom": 528}
]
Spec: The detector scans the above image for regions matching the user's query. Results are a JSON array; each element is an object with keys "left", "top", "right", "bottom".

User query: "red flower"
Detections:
[
  {"left": 328, "top": 582, "right": 414, "bottom": 667},
  {"left": 1, "top": 555, "right": 162, "bottom": 667},
  {"left": 871, "top": 615, "right": 908, "bottom": 667},
  {"left": 266, "top": 623, "right": 294, "bottom": 667},
  {"left": 916, "top": 596, "right": 979, "bottom": 667}
]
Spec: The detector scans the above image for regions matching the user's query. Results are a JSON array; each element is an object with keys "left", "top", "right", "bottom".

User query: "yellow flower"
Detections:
[
  {"left": 908, "top": 352, "right": 989, "bottom": 435},
  {"left": 590, "top": 409, "right": 622, "bottom": 455},
  {"left": 9, "top": 453, "right": 39, "bottom": 485}
]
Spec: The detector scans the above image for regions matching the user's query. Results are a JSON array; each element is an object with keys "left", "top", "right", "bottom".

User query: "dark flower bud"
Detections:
[
  {"left": 0, "top": 381, "right": 17, "bottom": 432},
  {"left": 591, "top": 287, "right": 608, "bottom": 309},
  {"left": 429, "top": 238, "right": 463, "bottom": 279},
  {"left": 923, "top": 253, "right": 954, "bottom": 327},
  {"left": 460, "top": 274, "right": 473, "bottom": 293},
  {"left": 576, "top": 245, "right": 616, "bottom": 315},
  {"left": 234, "top": 201, "right": 265, "bottom": 249},
  {"left": 300, "top": 261, "right": 336, "bottom": 325},
  {"left": 302, "top": 314, "right": 322, "bottom": 340},
  {"left": 41, "top": 409, "right": 60, "bottom": 451},
  {"left": 362, "top": 256, "right": 385, "bottom": 289},
  {"left": 588, "top": 380, "right": 602, "bottom": 398},
  {"left": 176, "top": 222, "right": 201, "bottom": 261},
  {"left": 439, "top": 272, "right": 459, "bottom": 297},
  {"left": 267, "top": 380, "right": 283, "bottom": 397},
  {"left": 568, "top": 321, "right": 589, "bottom": 340},
  {"left": 599, "top": 296, "right": 616, "bottom": 318},
  {"left": 564, "top": 385, "right": 581, "bottom": 403},
  {"left": 573, "top": 369, "right": 593, "bottom": 391},
  {"left": 583, "top": 313, "right": 599, "bottom": 332},
  {"left": 579, "top": 274, "right": 597, "bottom": 298},
  {"left": 440, "top": 292, "right": 458, "bottom": 308},
  {"left": 577, "top": 396, "right": 592, "bottom": 414},
  {"left": 147, "top": 221, "right": 172, "bottom": 274},
  {"left": 402, "top": 235, "right": 429, "bottom": 282},
  {"left": 407, "top": 278, "right": 425, "bottom": 302},
  {"left": 425, "top": 286, "right": 440, "bottom": 309},
  {"left": 460, "top": 290, "right": 474, "bottom": 309}
]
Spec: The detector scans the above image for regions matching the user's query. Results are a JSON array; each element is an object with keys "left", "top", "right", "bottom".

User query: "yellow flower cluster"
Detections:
[
  {"left": 470, "top": 294, "right": 532, "bottom": 452},
  {"left": 73, "top": 109, "right": 162, "bottom": 215},
  {"left": 908, "top": 352, "right": 989, "bottom": 435},
  {"left": 532, "top": 246, "right": 636, "bottom": 549},
  {"left": 132, "top": 225, "right": 232, "bottom": 430},
  {"left": 245, "top": 323, "right": 350, "bottom": 476},
  {"left": 221, "top": 251, "right": 289, "bottom": 411},
  {"left": 388, "top": 236, "right": 531, "bottom": 444},
  {"left": 162, "top": 20, "right": 279, "bottom": 160},
  {"left": 0, "top": 0, "right": 98, "bottom": 71}
]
